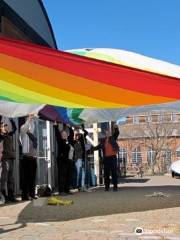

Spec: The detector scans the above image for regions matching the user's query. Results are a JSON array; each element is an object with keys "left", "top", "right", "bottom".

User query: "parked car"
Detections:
[{"left": 170, "top": 160, "right": 180, "bottom": 178}]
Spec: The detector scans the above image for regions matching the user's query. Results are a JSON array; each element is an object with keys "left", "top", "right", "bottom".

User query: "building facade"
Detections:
[
  {"left": 0, "top": 0, "right": 58, "bottom": 192},
  {"left": 0, "top": 0, "right": 57, "bottom": 48},
  {"left": 118, "top": 112, "right": 180, "bottom": 174}
]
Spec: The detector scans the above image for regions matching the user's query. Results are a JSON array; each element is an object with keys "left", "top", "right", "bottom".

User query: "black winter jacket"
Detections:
[
  {"left": 68, "top": 127, "right": 88, "bottom": 161},
  {"left": 55, "top": 125, "right": 73, "bottom": 163},
  {"left": 1, "top": 119, "right": 17, "bottom": 159}
]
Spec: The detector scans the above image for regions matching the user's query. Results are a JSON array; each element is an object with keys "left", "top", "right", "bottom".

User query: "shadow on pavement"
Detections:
[
  {"left": 0, "top": 200, "right": 24, "bottom": 208},
  {"left": 15, "top": 185, "right": 180, "bottom": 223},
  {"left": 0, "top": 223, "right": 26, "bottom": 235},
  {"left": 119, "top": 178, "right": 150, "bottom": 184}
]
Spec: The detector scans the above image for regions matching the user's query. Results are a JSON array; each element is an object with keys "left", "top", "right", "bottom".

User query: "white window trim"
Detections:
[
  {"left": 133, "top": 116, "right": 139, "bottom": 124},
  {"left": 132, "top": 148, "right": 142, "bottom": 164},
  {"left": 147, "top": 148, "right": 155, "bottom": 165}
]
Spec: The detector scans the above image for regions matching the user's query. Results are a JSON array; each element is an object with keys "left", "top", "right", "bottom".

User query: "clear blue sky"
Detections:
[{"left": 43, "top": 0, "right": 180, "bottom": 65}]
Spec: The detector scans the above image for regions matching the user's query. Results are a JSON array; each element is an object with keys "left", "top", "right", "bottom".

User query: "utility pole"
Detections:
[{"left": 46, "top": 121, "right": 52, "bottom": 188}]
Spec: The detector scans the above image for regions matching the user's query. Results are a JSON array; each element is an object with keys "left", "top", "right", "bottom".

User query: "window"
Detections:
[
  {"left": 132, "top": 147, "right": 142, "bottom": 164},
  {"left": 171, "top": 113, "right": 178, "bottom": 122},
  {"left": 158, "top": 114, "right": 163, "bottom": 123},
  {"left": 146, "top": 115, "right": 152, "bottom": 123},
  {"left": 177, "top": 114, "right": 180, "bottom": 122},
  {"left": 119, "top": 148, "right": 127, "bottom": 161},
  {"left": 172, "top": 129, "right": 178, "bottom": 136},
  {"left": 152, "top": 115, "right": 158, "bottom": 122},
  {"left": 164, "top": 150, "right": 171, "bottom": 164},
  {"left": 163, "top": 114, "right": 171, "bottom": 122},
  {"left": 147, "top": 147, "right": 155, "bottom": 165},
  {"left": 176, "top": 147, "right": 180, "bottom": 158},
  {"left": 139, "top": 116, "right": 146, "bottom": 123},
  {"left": 126, "top": 117, "right": 133, "bottom": 124},
  {"left": 133, "top": 116, "right": 139, "bottom": 124}
]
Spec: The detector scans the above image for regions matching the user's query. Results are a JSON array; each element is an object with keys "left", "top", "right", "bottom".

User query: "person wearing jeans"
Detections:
[
  {"left": 75, "top": 159, "right": 85, "bottom": 190},
  {"left": 70, "top": 125, "right": 88, "bottom": 191}
]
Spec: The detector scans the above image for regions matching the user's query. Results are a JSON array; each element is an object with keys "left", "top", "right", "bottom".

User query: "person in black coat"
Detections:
[
  {"left": 0, "top": 119, "right": 17, "bottom": 203},
  {"left": 55, "top": 124, "right": 74, "bottom": 195},
  {"left": 92, "top": 125, "right": 119, "bottom": 191}
]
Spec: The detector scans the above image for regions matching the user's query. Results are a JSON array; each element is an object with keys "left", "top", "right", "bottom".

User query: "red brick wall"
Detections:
[{"left": 117, "top": 137, "right": 180, "bottom": 173}]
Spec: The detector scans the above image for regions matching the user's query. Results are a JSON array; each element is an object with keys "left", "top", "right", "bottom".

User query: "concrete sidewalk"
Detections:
[
  {"left": 0, "top": 175, "right": 180, "bottom": 240},
  {"left": 0, "top": 205, "right": 180, "bottom": 240}
]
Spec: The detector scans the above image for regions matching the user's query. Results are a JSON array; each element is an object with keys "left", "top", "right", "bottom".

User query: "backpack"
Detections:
[{"left": 36, "top": 184, "right": 52, "bottom": 197}]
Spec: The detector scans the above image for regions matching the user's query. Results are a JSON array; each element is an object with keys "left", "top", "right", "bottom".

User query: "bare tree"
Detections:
[
  {"left": 118, "top": 114, "right": 178, "bottom": 175},
  {"left": 143, "top": 121, "right": 175, "bottom": 174}
]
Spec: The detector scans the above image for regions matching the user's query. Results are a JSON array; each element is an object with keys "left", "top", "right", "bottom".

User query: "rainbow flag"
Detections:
[{"left": 0, "top": 37, "right": 180, "bottom": 108}]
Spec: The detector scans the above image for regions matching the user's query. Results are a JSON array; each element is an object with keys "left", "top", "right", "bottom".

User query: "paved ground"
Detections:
[{"left": 0, "top": 175, "right": 180, "bottom": 240}]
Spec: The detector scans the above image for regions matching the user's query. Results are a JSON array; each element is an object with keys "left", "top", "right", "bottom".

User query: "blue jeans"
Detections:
[{"left": 75, "top": 159, "right": 85, "bottom": 189}]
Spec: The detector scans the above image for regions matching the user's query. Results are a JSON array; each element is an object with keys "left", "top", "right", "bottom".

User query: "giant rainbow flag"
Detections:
[{"left": 0, "top": 37, "right": 180, "bottom": 109}]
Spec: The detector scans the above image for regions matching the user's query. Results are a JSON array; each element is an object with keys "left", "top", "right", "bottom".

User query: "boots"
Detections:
[
  {"left": 8, "top": 189, "right": 18, "bottom": 203},
  {"left": 1, "top": 189, "right": 9, "bottom": 203}
]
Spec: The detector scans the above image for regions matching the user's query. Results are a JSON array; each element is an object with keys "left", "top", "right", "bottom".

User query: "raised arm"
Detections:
[
  {"left": 68, "top": 126, "right": 74, "bottom": 144},
  {"left": 20, "top": 119, "right": 30, "bottom": 134},
  {"left": 26, "top": 131, "right": 37, "bottom": 148},
  {"left": 91, "top": 142, "right": 102, "bottom": 151},
  {"left": 113, "top": 125, "right": 119, "bottom": 140},
  {"left": 8, "top": 119, "right": 17, "bottom": 136},
  {"left": 0, "top": 133, "right": 4, "bottom": 142},
  {"left": 54, "top": 124, "right": 60, "bottom": 139},
  {"left": 81, "top": 124, "right": 88, "bottom": 138}
]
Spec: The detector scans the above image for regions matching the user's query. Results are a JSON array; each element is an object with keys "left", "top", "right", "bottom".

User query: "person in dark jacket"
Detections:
[
  {"left": 0, "top": 122, "right": 4, "bottom": 203},
  {"left": 92, "top": 125, "right": 119, "bottom": 191},
  {"left": 0, "top": 122, "right": 3, "bottom": 160},
  {"left": 69, "top": 125, "right": 88, "bottom": 191},
  {"left": 55, "top": 124, "right": 74, "bottom": 195},
  {"left": 0, "top": 119, "right": 17, "bottom": 203}
]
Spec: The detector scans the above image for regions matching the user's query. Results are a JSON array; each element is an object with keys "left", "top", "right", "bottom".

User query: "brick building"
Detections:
[{"left": 117, "top": 112, "right": 180, "bottom": 174}]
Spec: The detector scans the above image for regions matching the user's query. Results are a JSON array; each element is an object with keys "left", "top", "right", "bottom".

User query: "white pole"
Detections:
[
  {"left": 93, "top": 123, "right": 99, "bottom": 185},
  {"left": 46, "top": 121, "right": 52, "bottom": 188},
  {"left": 14, "top": 118, "right": 20, "bottom": 194}
]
